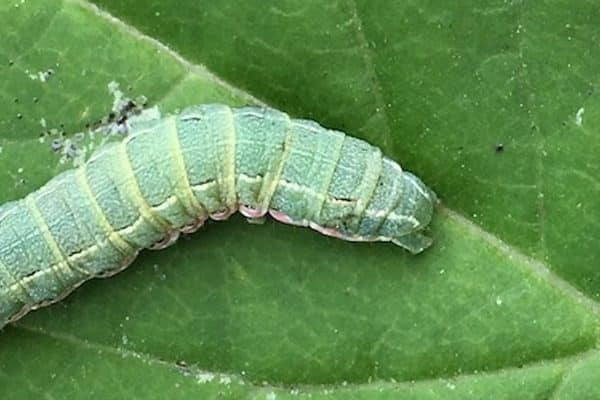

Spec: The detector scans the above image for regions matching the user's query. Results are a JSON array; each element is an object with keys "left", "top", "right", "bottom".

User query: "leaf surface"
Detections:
[{"left": 0, "top": 1, "right": 598, "bottom": 398}]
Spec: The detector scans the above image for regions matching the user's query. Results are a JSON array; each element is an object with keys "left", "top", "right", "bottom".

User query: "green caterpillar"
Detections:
[{"left": 0, "top": 104, "right": 436, "bottom": 328}]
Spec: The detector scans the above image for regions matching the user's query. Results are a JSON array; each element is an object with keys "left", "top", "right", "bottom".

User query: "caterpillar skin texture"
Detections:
[{"left": 0, "top": 104, "right": 436, "bottom": 328}]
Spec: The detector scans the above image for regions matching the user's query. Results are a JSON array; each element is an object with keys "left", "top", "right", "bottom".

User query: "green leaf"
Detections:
[{"left": 1, "top": 1, "right": 598, "bottom": 399}]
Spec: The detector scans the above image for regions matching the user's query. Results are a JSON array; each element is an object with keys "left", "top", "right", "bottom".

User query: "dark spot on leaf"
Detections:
[
  {"left": 51, "top": 139, "right": 63, "bottom": 152},
  {"left": 122, "top": 100, "right": 136, "bottom": 113},
  {"left": 494, "top": 143, "right": 504, "bottom": 153},
  {"left": 66, "top": 143, "right": 78, "bottom": 158}
]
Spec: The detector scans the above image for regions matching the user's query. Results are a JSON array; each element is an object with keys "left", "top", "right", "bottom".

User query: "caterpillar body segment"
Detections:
[{"left": 0, "top": 104, "right": 436, "bottom": 328}]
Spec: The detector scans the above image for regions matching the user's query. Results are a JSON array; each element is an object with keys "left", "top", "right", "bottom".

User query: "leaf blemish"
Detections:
[
  {"left": 26, "top": 68, "right": 55, "bottom": 83},
  {"left": 39, "top": 82, "right": 152, "bottom": 167},
  {"left": 575, "top": 107, "right": 584, "bottom": 126}
]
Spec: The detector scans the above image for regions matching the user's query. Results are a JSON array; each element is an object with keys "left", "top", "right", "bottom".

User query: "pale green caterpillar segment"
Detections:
[
  {"left": 225, "top": 106, "right": 435, "bottom": 251},
  {"left": 84, "top": 141, "right": 167, "bottom": 248},
  {"left": 177, "top": 105, "right": 239, "bottom": 217},
  {"left": 317, "top": 136, "right": 380, "bottom": 227},
  {"left": 229, "top": 107, "right": 291, "bottom": 214},
  {"left": 0, "top": 170, "right": 138, "bottom": 323},
  {"left": 268, "top": 118, "right": 347, "bottom": 222},
  {"left": 0, "top": 103, "right": 436, "bottom": 328}
]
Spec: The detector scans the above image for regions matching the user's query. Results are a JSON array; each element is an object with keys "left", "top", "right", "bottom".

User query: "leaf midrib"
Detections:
[{"left": 12, "top": 321, "right": 599, "bottom": 390}]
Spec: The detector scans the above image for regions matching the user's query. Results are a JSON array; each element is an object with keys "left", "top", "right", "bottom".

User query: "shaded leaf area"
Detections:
[
  {"left": 0, "top": 1, "right": 598, "bottom": 399},
  {"left": 1, "top": 326, "right": 595, "bottom": 400},
  {"left": 90, "top": 0, "right": 600, "bottom": 298},
  {"left": 1, "top": 327, "right": 598, "bottom": 400}
]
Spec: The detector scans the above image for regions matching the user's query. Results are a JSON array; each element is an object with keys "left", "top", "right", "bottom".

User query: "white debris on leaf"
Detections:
[
  {"left": 575, "top": 107, "right": 584, "bottom": 126},
  {"left": 40, "top": 127, "right": 89, "bottom": 167},
  {"left": 43, "top": 81, "right": 156, "bottom": 167},
  {"left": 108, "top": 81, "right": 123, "bottom": 101},
  {"left": 196, "top": 372, "right": 215, "bottom": 384},
  {"left": 218, "top": 376, "right": 232, "bottom": 385},
  {"left": 26, "top": 68, "right": 55, "bottom": 82},
  {"left": 107, "top": 81, "right": 154, "bottom": 135},
  {"left": 266, "top": 392, "right": 277, "bottom": 400},
  {"left": 174, "top": 362, "right": 243, "bottom": 388}
]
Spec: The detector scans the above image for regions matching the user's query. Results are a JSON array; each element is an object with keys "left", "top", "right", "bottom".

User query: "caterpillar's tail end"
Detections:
[
  {"left": 388, "top": 171, "right": 437, "bottom": 254},
  {"left": 392, "top": 232, "right": 433, "bottom": 254}
]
